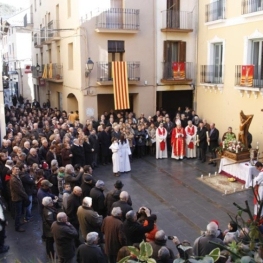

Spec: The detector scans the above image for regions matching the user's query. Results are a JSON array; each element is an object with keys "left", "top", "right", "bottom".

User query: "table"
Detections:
[{"left": 218, "top": 158, "right": 259, "bottom": 188}]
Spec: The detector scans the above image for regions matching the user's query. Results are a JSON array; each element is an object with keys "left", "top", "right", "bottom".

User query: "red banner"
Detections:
[
  {"left": 172, "top": 62, "right": 186, "bottom": 80},
  {"left": 240, "top": 65, "right": 254, "bottom": 87}
]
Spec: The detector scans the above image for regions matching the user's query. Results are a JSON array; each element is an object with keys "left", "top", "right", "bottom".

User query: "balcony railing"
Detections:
[
  {"left": 200, "top": 65, "right": 224, "bottom": 84},
  {"left": 33, "top": 33, "right": 42, "bottom": 47},
  {"left": 97, "top": 61, "right": 140, "bottom": 82},
  {"left": 96, "top": 8, "right": 140, "bottom": 31},
  {"left": 46, "top": 63, "right": 63, "bottom": 82},
  {"left": 242, "top": 0, "right": 263, "bottom": 14},
  {"left": 235, "top": 65, "right": 263, "bottom": 88},
  {"left": 161, "top": 10, "right": 193, "bottom": 31},
  {"left": 162, "top": 62, "right": 193, "bottom": 81},
  {"left": 40, "top": 27, "right": 45, "bottom": 44},
  {"left": 46, "top": 20, "right": 60, "bottom": 41},
  {"left": 205, "top": 0, "right": 225, "bottom": 22}
]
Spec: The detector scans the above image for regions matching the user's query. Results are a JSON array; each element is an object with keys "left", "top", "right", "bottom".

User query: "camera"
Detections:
[{"left": 167, "top": 236, "right": 174, "bottom": 240}]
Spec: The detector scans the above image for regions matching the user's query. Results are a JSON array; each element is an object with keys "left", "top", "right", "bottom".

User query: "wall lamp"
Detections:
[
  {"left": 85, "top": 57, "right": 94, "bottom": 77},
  {"left": 36, "top": 63, "right": 40, "bottom": 71}
]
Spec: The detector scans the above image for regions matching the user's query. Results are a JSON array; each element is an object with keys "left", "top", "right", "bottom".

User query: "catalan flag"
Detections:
[
  {"left": 48, "top": 63, "right": 53, "bottom": 79},
  {"left": 42, "top": 64, "right": 47, "bottom": 79},
  {"left": 112, "top": 61, "right": 130, "bottom": 110}
]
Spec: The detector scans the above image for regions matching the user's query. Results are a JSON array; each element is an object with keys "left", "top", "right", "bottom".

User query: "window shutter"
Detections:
[
  {"left": 179, "top": 41, "right": 186, "bottom": 62},
  {"left": 163, "top": 41, "right": 168, "bottom": 62}
]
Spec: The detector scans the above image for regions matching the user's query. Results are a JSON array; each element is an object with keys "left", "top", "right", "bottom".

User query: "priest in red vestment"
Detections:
[{"left": 171, "top": 121, "right": 186, "bottom": 160}]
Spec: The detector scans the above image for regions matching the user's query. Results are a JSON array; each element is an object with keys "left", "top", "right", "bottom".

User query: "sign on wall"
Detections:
[{"left": 240, "top": 65, "right": 254, "bottom": 87}]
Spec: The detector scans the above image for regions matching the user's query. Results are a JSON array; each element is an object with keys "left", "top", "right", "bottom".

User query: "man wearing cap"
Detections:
[
  {"left": 101, "top": 207, "right": 127, "bottom": 263},
  {"left": 42, "top": 196, "right": 57, "bottom": 259},
  {"left": 90, "top": 180, "right": 106, "bottom": 217},
  {"left": 77, "top": 232, "right": 106, "bottom": 263},
  {"left": 149, "top": 230, "right": 175, "bottom": 261},
  {"left": 9, "top": 166, "right": 29, "bottom": 232},
  {"left": 77, "top": 197, "right": 103, "bottom": 241},
  {"left": 104, "top": 180, "right": 132, "bottom": 216}
]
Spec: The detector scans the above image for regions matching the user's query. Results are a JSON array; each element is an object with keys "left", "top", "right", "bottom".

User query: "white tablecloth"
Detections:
[{"left": 218, "top": 158, "right": 259, "bottom": 188}]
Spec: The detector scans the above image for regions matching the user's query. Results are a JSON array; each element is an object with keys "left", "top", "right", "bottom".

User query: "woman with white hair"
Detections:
[
  {"left": 64, "top": 164, "right": 83, "bottom": 188},
  {"left": 42, "top": 196, "right": 57, "bottom": 259},
  {"left": 76, "top": 232, "right": 106, "bottom": 263}
]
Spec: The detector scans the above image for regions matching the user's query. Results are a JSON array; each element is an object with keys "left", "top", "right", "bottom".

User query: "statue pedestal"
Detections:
[{"left": 223, "top": 150, "right": 250, "bottom": 161}]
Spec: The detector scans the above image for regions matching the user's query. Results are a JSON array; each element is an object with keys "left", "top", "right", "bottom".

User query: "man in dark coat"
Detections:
[
  {"left": 101, "top": 207, "right": 127, "bottom": 263},
  {"left": 123, "top": 208, "right": 154, "bottom": 245},
  {"left": 90, "top": 180, "right": 106, "bottom": 217},
  {"left": 196, "top": 121, "right": 208, "bottom": 163},
  {"left": 163, "top": 117, "right": 174, "bottom": 155},
  {"left": 208, "top": 123, "right": 219, "bottom": 166},
  {"left": 66, "top": 186, "right": 82, "bottom": 236},
  {"left": 111, "top": 191, "right": 132, "bottom": 221},
  {"left": 51, "top": 212, "right": 78, "bottom": 263},
  {"left": 89, "top": 129, "right": 99, "bottom": 168},
  {"left": 77, "top": 197, "right": 103, "bottom": 241},
  {"left": 26, "top": 148, "right": 40, "bottom": 166},
  {"left": 39, "top": 139, "right": 49, "bottom": 162},
  {"left": 98, "top": 125, "right": 111, "bottom": 165},
  {"left": 10, "top": 166, "right": 29, "bottom": 232},
  {"left": 71, "top": 139, "right": 85, "bottom": 167},
  {"left": 76, "top": 232, "right": 106, "bottom": 263}
]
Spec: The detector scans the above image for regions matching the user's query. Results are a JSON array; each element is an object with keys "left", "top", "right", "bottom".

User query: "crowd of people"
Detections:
[{"left": 0, "top": 101, "right": 255, "bottom": 262}]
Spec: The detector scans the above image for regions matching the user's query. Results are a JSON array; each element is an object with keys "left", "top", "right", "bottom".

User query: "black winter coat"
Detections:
[{"left": 89, "top": 187, "right": 106, "bottom": 217}]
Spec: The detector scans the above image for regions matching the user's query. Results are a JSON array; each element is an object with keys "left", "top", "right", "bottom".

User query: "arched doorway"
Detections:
[{"left": 67, "top": 93, "right": 78, "bottom": 113}]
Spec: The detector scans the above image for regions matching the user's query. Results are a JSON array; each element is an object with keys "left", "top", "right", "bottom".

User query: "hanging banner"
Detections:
[
  {"left": 172, "top": 62, "right": 186, "bottom": 80},
  {"left": 240, "top": 65, "right": 254, "bottom": 87}
]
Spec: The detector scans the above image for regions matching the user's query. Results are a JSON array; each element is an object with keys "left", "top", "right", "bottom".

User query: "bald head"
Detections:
[
  {"left": 73, "top": 186, "right": 82, "bottom": 196},
  {"left": 120, "top": 191, "right": 129, "bottom": 202},
  {"left": 57, "top": 212, "right": 67, "bottom": 222}
]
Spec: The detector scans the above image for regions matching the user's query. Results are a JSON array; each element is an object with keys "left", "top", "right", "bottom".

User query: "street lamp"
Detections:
[{"left": 85, "top": 58, "right": 94, "bottom": 77}]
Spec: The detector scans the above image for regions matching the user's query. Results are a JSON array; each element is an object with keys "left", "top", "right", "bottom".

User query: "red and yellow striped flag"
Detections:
[{"left": 112, "top": 61, "right": 130, "bottom": 110}]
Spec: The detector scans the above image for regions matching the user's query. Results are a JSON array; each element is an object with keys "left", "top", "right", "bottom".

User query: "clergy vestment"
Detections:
[
  {"left": 156, "top": 127, "right": 168, "bottom": 159},
  {"left": 109, "top": 141, "right": 120, "bottom": 173},
  {"left": 171, "top": 127, "right": 186, "bottom": 160},
  {"left": 185, "top": 125, "right": 197, "bottom": 158}
]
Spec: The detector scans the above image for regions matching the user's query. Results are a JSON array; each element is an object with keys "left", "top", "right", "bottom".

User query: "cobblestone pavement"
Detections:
[{"left": 1, "top": 156, "right": 254, "bottom": 262}]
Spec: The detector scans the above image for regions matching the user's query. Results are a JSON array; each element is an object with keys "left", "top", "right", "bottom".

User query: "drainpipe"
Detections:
[{"left": 153, "top": 0, "right": 157, "bottom": 112}]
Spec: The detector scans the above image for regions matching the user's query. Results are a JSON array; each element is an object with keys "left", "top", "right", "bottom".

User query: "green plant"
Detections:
[{"left": 118, "top": 241, "right": 156, "bottom": 263}]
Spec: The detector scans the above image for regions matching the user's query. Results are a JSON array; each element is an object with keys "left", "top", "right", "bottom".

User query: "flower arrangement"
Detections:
[{"left": 216, "top": 133, "right": 247, "bottom": 155}]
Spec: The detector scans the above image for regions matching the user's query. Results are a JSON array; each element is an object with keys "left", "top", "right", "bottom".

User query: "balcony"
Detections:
[
  {"left": 45, "top": 20, "right": 60, "bottom": 43},
  {"left": 161, "top": 62, "right": 193, "bottom": 84},
  {"left": 31, "top": 66, "right": 42, "bottom": 78},
  {"left": 97, "top": 61, "right": 140, "bottom": 85},
  {"left": 33, "top": 33, "right": 42, "bottom": 48},
  {"left": 235, "top": 65, "right": 263, "bottom": 88},
  {"left": 242, "top": 0, "right": 263, "bottom": 14},
  {"left": 205, "top": 0, "right": 225, "bottom": 22},
  {"left": 45, "top": 63, "right": 63, "bottom": 83},
  {"left": 161, "top": 10, "right": 193, "bottom": 33},
  {"left": 200, "top": 65, "right": 224, "bottom": 84},
  {"left": 95, "top": 8, "right": 140, "bottom": 33}
]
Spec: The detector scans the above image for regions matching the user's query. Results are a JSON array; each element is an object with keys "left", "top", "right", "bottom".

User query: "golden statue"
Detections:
[{"left": 238, "top": 111, "right": 253, "bottom": 148}]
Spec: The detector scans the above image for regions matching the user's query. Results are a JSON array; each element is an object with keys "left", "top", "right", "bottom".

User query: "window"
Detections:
[
  {"left": 39, "top": 0, "right": 41, "bottom": 6},
  {"left": 47, "top": 45, "right": 52, "bottom": 63},
  {"left": 68, "top": 43, "right": 73, "bottom": 69},
  {"left": 163, "top": 40, "right": 186, "bottom": 79},
  {"left": 252, "top": 40, "right": 263, "bottom": 83},
  {"left": 34, "top": 0, "right": 37, "bottom": 12},
  {"left": 108, "top": 40, "right": 125, "bottom": 61},
  {"left": 110, "top": 0, "right": 122, "bottom": 8},
  {"left": 67, "top": 0, "right": 71, "bottom": 17},
  {"left": 12, "top": 43, "right": 14, "bottom": 56},
  {"left": 166, "top": 0, "right": 180, "bottom": 28},
  {"left": 213, "top": 43, "right": 223, "bottom": 82}
]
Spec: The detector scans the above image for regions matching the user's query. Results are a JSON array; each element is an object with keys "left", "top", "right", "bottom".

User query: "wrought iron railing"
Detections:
[
  {"left": 200, "top": 65, "right": 224, "bottom": 84},
  {"left": 162, "top": 10, "right": 193, "bottom": 30},
  {"left": 162, "top": 62, "right": 193, "bottom": 80},
  {"left": 97, "top": 61, "right": 140, "bottom": 81},
  {"left": 96, "top": 8, "right": 140, "bottom": 30},
  {"left": 47, "top": 63, "right": 63, "bottom": 80},
  {"left": 33, "top": 33, "right": 41, "bottom": 47},
  {"left": 242, "top": 0, "right": 263, "bottom": 14},
  {"left": 47, "top": 20, "right": 60, "bottom": 40},
  {"left": 40, "top": 27, "right": 45, "bottom": 43},
  {"left": 205, "top": 0, "right": 225, "bottom": 22},
  {"left": 235, "top": 65, "right": 263, "bottom": 88}
]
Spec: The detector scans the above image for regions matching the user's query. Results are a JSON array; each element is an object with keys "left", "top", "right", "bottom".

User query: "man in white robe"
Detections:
[
  {"left": 185, "top": 120, "right": 197, "bottom": 158},
  {"left": 155, "top": 123, "right": 168, "bottom": 159},
  {"left": 253, "top": 162, "right": 263, "bottom": 216}
]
